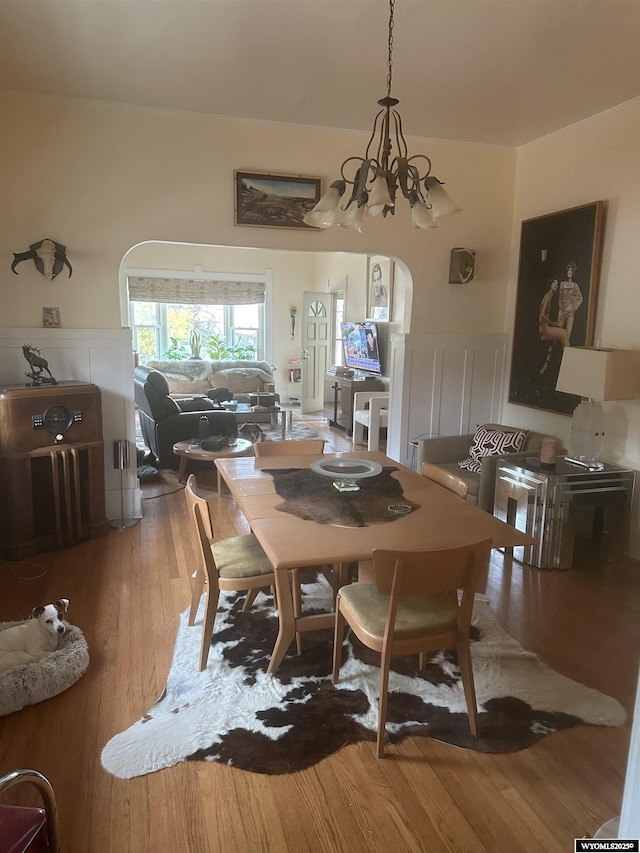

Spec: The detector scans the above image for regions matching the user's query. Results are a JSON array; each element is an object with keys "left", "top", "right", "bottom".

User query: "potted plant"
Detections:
[
  {"left": 189, "top": 329, "right": 202, "bottom": 360},
  {"left": 205, "top": 332, "right": 256, "bottom": 361},
  {"left": 164, "top": 336, "right": 189, "bottom": 360}
]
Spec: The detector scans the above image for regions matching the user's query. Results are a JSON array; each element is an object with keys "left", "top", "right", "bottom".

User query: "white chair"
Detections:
[{"left": 352, "top": 391, "right": 389, "bottom": 451}]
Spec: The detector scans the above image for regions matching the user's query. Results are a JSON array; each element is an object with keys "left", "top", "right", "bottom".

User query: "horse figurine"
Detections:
[{"left": 22, "top": 344, "right": 57, "bottom": 385}]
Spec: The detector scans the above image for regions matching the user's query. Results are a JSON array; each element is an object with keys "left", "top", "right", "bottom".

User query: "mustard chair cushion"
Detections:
[
  {"left": 211, "top": 533, "right": 274, "bottom": 579},
  {"left": 338, "top": 584, "right": 458, "bottom": 639}
]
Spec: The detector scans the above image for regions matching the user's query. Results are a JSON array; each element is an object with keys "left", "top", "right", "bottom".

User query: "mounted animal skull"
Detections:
[{"left": 11, "top": 239, "right": 73, "bottom": 281}]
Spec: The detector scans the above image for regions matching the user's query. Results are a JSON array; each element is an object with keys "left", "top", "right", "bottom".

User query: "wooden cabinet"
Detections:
[
  {"left": 324, "top": 373, "right": 384, "bottom": 434},
  {"left": 0, "top": 381, "right": 108, "bottom": 559}
]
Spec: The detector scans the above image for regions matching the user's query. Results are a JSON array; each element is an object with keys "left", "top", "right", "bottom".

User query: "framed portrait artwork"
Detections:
[
  {"left": 234, "top": 171, "right": 322, "bottom": 229},
  {"left": 366, "top": 255, "right": 394, "bottom": 322},
  {"left": 508, "top": 200, "right": 604, "bottom": 415}
]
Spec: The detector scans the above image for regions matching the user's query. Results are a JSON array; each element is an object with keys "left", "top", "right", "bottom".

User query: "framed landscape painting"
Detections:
[
  {"left": 508, "top": 201, "right": 604, "bottom": 415},
  {"left": 234, "top": 171, "right": 321, "bottom": 229}
]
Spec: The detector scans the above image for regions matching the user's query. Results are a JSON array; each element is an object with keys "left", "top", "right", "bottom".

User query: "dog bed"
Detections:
[{"left": 0, "top": 621, "right": 89, "bottom": 717}]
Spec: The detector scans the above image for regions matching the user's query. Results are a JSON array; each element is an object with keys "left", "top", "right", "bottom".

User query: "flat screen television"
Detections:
[{"left": 341, "top": 321, "right": 382, "bottom": 375}]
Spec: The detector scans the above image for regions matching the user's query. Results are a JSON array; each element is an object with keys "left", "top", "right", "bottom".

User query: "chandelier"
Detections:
[{"left": 303, "top": 0, "right": 460, "bottom": 232}]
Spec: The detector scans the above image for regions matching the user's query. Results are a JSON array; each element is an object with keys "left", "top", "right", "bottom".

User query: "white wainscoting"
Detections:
[
  {"left": 0, "top": 328, "right": 140, "bottom": 521},
  {"left": 387, "top": 333, "right": 508, "bottom": 468}
]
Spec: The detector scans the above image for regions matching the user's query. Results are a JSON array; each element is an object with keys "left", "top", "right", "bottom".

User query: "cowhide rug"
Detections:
[
  {"left": 264, "top": 467, "right": 420, "bottom": 527},
  {"left": 101, "top": 576, "right": 626, "bottom": 779}
]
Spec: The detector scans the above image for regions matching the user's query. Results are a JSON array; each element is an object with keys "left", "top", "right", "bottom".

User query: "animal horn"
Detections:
[
  {"left": 60, "top": 253, "right": 73, "bottom": 278},
  {"left": 11, "top": 250, "right": 35, "bottom": 275}
]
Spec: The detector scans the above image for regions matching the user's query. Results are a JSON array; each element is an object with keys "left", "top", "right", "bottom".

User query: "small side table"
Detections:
[
  {"left": 172, "top": 438, "right": 253, "bottom": 494},
  {"left": 494, "top": 456, "right": 635, "bottom": 569}
]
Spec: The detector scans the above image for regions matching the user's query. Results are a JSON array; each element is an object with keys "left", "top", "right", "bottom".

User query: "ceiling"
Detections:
[{"left": 1, "top": 0, "right": 638, "bottom": 147}]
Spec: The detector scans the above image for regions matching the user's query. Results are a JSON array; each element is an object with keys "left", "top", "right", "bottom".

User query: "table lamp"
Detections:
[{"left": 555, "top": 347, "right": 638, "bottom": 470}]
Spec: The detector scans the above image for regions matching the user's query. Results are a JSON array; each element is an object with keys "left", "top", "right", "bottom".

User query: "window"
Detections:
[
  {"left": 127, "top": 272, "right": 268, "bottom": 363},
  {"left": 130, "top": 301, "right": 264, "bottom": 363}
]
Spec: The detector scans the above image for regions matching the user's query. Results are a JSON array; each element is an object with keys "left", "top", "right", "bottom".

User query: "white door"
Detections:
[{"left": 301, "top": 292, "right": 332, "bottom": 413}]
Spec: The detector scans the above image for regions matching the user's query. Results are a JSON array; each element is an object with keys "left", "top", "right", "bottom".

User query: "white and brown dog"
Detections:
[{"left": 0, "top": 599, "right": 69, "bottom": 673}]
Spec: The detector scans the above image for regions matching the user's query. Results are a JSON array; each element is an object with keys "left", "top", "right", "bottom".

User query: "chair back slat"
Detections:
[
  {"left": 372, "top": 539, "right": 492, "bottom": 598},
  {"left": 254, "top": 439, "right": 325, "bottom": 457},
  {"left": 185, "top": 474, "right": 219, "bottom": 589}
]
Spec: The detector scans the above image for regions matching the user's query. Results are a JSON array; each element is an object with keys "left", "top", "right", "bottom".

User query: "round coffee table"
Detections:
[{"left": 172, "top": 438, "right": 253, "bottom": 494}]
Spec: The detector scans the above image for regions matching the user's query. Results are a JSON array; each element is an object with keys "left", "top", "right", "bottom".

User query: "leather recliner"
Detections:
[{"left": 134, "top": 366, "right": 237, "bottom": 468}]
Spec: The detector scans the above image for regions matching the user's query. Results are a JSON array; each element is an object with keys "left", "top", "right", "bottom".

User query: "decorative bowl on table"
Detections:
[{"left": 310, "top": 458, "right": 383, "bottom": 492}]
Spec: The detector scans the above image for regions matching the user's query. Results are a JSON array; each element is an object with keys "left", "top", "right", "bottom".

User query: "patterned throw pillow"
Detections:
[{"left": 458, "top": 426, "right": 528, "bottom": 474}]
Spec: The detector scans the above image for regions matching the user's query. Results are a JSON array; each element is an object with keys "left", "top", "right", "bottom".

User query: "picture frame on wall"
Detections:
[
  {"left": 366, "top": 255, "right": 394, "bottom": 322},
  {"left": 508, "top": 200, "right": 604, "bottom": 415},
  {"left": 42, "top": 306, "right": 61, "bottom": 328},
  {"left": 234, "top": 171, "right": 322, "bottom": 229}
]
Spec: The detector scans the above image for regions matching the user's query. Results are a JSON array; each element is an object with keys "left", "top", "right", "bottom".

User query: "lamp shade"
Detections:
[
  {"left": 411, "top": 197, "right": 437, "bottom": 229},
  {"left": 302, "top": 181, "right": 345, "bottom": 229},
  {"left": 555, "top": 348, "right": 639, "bottom": 401},
  {"left": 424, "top": 177, "right": 461, "bottom": 220},
  {"left": 338, "top": 202, "right": 366, "bottom": 232},
  {"left": 366, "top": 174, "right": 393, "bottom": 216}
]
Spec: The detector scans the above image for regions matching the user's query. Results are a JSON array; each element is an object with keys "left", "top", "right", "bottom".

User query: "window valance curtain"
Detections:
[{"left": 128, "top": 276, "right": 265, "bottom": 305}]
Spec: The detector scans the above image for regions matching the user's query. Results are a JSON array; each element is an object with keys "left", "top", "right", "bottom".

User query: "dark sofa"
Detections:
[{"left": 134, "top": 366, "right": 237, "bottom": 468}]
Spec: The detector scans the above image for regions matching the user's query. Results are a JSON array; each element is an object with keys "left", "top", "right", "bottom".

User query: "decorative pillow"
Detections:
[{"left": 458, "top": 426, "right": 528, "bottom": 473}]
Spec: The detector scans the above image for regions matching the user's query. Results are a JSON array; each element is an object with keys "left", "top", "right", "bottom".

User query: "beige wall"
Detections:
[
  {"left": 0, "top": 90, "right": 516, "bottom": 337},
  {"left": 502, "top": 98, "right": 640, "bottom": 553}
]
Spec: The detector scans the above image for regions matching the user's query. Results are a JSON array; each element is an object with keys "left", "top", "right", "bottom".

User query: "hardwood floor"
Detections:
[{"left": 1, "top": 411, "right": 639, "bottom": 852}]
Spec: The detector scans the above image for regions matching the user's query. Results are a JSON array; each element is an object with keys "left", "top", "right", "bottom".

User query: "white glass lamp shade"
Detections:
[
  {"left": 411, "top": 197, "right": 437, "bottom": 230},
  {"left": 556, "top": 348, "right": 639, "bottom": 401},
  {"left": 338, "top": 202, "right": 366, "bottom": 232},
  {"left": 425, "top": 177, "right": 461, "bottom": 220},
  {"left": 366, "top": 174, "right": 393, "bottom": 217},
  {"left": 302, "top": 183, "right": 344, "bottom": 229}
]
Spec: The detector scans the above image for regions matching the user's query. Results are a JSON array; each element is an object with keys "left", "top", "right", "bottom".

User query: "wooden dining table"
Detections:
[{"left": 215, "top": 450, "right": 537, "bottom": 673}]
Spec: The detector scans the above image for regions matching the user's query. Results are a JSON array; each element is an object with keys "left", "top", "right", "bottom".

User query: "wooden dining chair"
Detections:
[
  {"left": 253, "top": 438, "right": 325, "bottom": 457},
  {"left": 421, "top": 461, "right": 469, "bottom": 499},
  {"left": 332, "top": 538, "right": 493, "bottom": 758},
  {"left": 184, "top": 473, "right": 278, "bottom": 670},
  {"left": 252, "top": 436, "right": 337, "bottom": 653}
]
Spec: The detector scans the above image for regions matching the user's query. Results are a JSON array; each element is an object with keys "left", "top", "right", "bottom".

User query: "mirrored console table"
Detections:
[{"left": 494, "top": 456, "right": 635, "bottom": 570}]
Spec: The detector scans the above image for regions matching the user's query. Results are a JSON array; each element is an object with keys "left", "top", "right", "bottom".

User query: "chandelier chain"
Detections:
[{"left": 386, "top": 0, "right": 395, "bottom": 98}]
